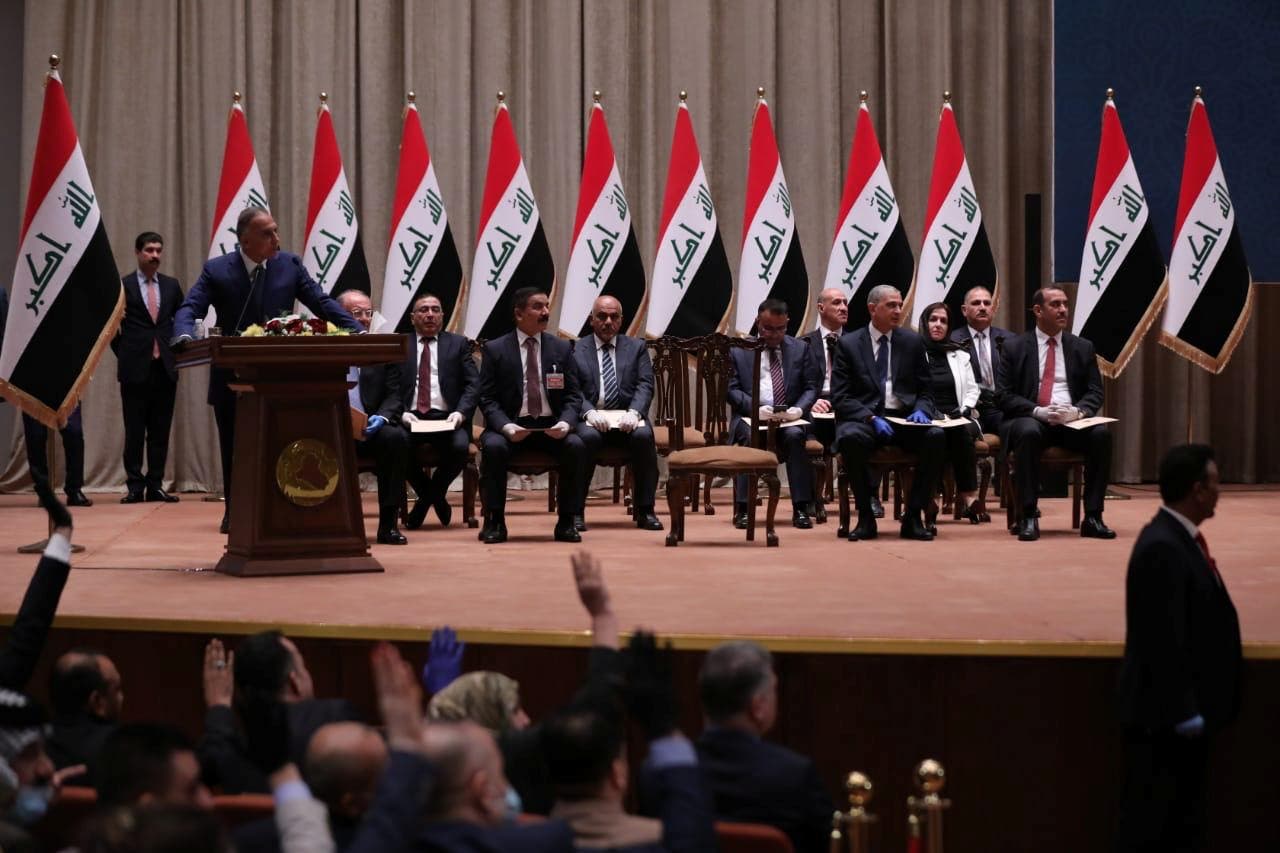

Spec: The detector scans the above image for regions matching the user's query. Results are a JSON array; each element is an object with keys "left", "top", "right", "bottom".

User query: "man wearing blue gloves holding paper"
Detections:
[{"left": 831, "top": 285, "right": 943, "bottom": 541}]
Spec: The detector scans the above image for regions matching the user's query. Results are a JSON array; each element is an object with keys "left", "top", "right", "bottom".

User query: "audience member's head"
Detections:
[
  {"left": 234, "top": 631, "right": 315, "bottom": 709},
  {"left": 1159, "top": 443, "right": 1220, "bottom": 524},
  {"left": 512, "top": 287, "right": 551, "bottom": 335},
  {"left": 420, "top": 721, "right": 512, "bottom": 825},
  {"left": 1030, "top": 286, "right": 1070, "bottom": 335},
  {"left": 427, "top": 671, "right": 529, "bottom": 735},
  {"left": 335, "top": 290, "right": 375, "bottom": 332},
  {"left": 303, "top": 722, "right": 388, "bottom": 822},
  {"left": 51, "top": 649, "right": 124, "bottom": 722},
  {"left": 960, "top": 286, "right": 994, "bottom": 332},
  {"left": 0, "top": 687, "right": 54, "bottom": 821},
  {"left": 96, "top": 724, "right": 213, "bottom": 811},
  {"left": 698, "top": 641, "right": 778, "bottom": 736},
  {"left": 755, "top": 299, "right": 790, "bottom": 348},
  {"left": 866, "top": 285, "right": 903, "bottom": 332},
  {"left": 80, "top": 803, "right": 231, "bottom": 853},
  {"left": 816, "top": 287, "right": 849, "bottom": 331},
  {"left": 541, "top": 701, "right": 626, "bottom": 803},
  {"left": 410, "top": 293, "right": 445, "bottom": 338}
]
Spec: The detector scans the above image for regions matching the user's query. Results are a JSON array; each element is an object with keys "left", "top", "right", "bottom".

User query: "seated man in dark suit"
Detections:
[
  {"left": 96, "top": 723, "right": 214, "bottom": 810},
  {"left": 336, "top": 290, "right": 410, "bottom": 545},
  {"left": 950, "top": 284, "right": 1013, "bottom": 436},
  {"left": 696, "top": 641, "right": 833, "bottom": 853},
  {"left": 46, "top": 649, "right": 123, "bottom": 779},
  {"left": 573, "top": 295, "right": 662, "bottom": 532},
  {"left": 478, "top": 287, "right": 588, "bottom": 544},
  {"left": 728, "top": 299, "right": 821, "bottom": 529},
  {"left": 801, "top": 287, "right": 848, "bottom": 453},
  {"left": 398, "top": 293, "right": 479, "bottom": 531},
  {"left": 831, "top": 284, "right": 943, "bottom": 541},
  {"left": 996, "top": 286, "right": 1115, "bottom": 541}
]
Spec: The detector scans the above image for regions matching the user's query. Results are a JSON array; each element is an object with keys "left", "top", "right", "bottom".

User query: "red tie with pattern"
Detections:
[
  {"left": 525, "top": 337, "right": 544, "bottom": 418},
  {"left": 146, "top": 279, "right": 160, "bottom": 358},
  {"left": 1037, "top": 337, "right": 1057, "bottom": 407},
  {"left": 1194, "top": 532, "right": 1224, "bottom": 586}
]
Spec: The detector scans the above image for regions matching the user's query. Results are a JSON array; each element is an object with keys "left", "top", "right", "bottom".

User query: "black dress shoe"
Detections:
[
  {"left": 959, "top": 501, "right": 983, "bottom": 525},
  {"left": 66, "top": 490, "right": 92, "bottom": 507},
  {"left": 572, "top": 514, "right": 588, "bottom": 532},
  {"left": 792, "top": 508, "right": 813, "bottom": 529},
  {"left": 635, "top": 511, "right": 664, "bottom": 531},
  {"left": 406, "top": 499, "right": 429, "bottom": 530},
  {"left": 870, "top": 496, "right": 885, "bottom": 519},
  {"left": 553, "top": 524, "right": 582, "bottom": 543},
  {"left": 480, "top": 520, "right": 508, "bottom": 544},
  {"left": 377, "top": 527, "right": 408, "bottom": 545},
  {"left": 852, "top": 513, "right": 878, "bottom": 541},
  {"left": 1017, "top": 517, "right": 1040, "bottom": 541},
  {"left": 219, "top": 513, "right": 230, "bottom": 535},
  {"left": 145, "top": 488, "right": 179, "bottom": 503},
  {"left": 120, "top": 491, "right": 144, "bottom": 504},
  {"left": 732, "top": 507, "right": 749, "bottom": 530},
  {"left": 900, "top": 513, "right": 935, "bottom": 541},
  {"left": 433, "top": 498, "right": 453, "bottom": 528},
  {"left": 1080, "top": 515, "right": 1117, "bottom": 539}
]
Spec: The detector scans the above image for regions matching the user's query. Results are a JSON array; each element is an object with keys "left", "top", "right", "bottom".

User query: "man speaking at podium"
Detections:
[{"left": 173, "top": 207, "right": 360, "bottom": 533}]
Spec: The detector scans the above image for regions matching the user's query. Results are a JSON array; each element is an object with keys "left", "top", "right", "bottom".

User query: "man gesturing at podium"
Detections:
[{"left": 173, "top": 207, "right": 360, "bottom": 533}]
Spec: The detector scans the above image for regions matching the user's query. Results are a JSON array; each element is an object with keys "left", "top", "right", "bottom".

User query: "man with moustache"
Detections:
[{"left": 949, "top": 285, "right": 1013, "bottom": 436}]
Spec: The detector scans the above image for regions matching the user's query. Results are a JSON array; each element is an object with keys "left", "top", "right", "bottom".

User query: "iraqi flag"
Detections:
[
  {"left": 822, "top": 93, "right": 914, "bottom": 329},
  {"left": 735, "top": 92, "right": 808, "bottom": 336},
  {"left": 1072, "top": 92, "right": 1167, "bottom": 378},
  {"left": 1159, "top": 89, "right": 1253, "bottom": 374},
  {"left": 0, "top": 59, "right": 122, "bottom": 429},
  {"left": 644, "top": 95, "right": 732, "bottom": 338},
  {"left": 302, "top": 96, "right": 370, "bottom": 297},
  {"left": 463, "top": 95, "right": 555, "bottom": 341},
  {"left": 382, "top": 94, "right": 464, "bottom": 333},
  {"left": 907, "top": 95, "right": 997, "bottom": 320},
  {"left": 559, "top": 95, "right": 646, "bottom": 339},
  {"left": 208, "top": 94, "right": 269, "bottom": 259}
]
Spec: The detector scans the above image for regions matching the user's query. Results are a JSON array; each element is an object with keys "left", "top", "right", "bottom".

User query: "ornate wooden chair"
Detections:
[{"left": 1004, "top": 445, "right": 1085, "bottom": 532}]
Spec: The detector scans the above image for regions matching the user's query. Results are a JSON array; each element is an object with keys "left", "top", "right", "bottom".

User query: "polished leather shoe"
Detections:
[
  {"left": 406, "top": 499, "right": 429, "bottom": 530},
  {"left": 1016, "top": 517, "right": 1040, "bottom": 541},
  {"left": 433, "top": 498, "right": 453, "bottom": 528},
  {"left": 732, "top": 507, "right": 749, "bottom": 530},
  {"left": 792, "top": 508, "right": 813, "bottom": 529},
  {"left": 145, "top": 488, "right": 179, "bottom": 503},
  {"left": 553, "top": 524, "right": 582, "bottom": 543},
  {"left": 480, "top": 520, "right": 508, "bottom": 544},
  {"left": 572, "top": 514, "right": 588, "bottom": 532},
  {"left": 219, "top": 513, "right": 230, "bottom": 535},
  {"left": 900, "top": 513, "right": 935, "bottom": 541},
  {"left": 1080, "top": 515, "right": 1117, "bottom": 539},
  {"left": 870, "top": 496, "right": 885, "bottom": 519},
  {"left": 66, "top": 490, "right": 92, "bottom": 507},
  {"left": 851, "top": 513, "right": 878, "bottom": 541},
  {"left": 120, "top": 490, "right": 144, "bottom": 504},
  {"left": 635, "top": 511, "right": 664, "bottom": 531},
  {"left": 376, "top": 527, "right": 408, "bottom": 545}
]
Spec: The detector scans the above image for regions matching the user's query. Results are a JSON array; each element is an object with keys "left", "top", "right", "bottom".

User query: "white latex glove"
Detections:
[
  {"left": 1032, "top": 406, "right": 1052, "bottom": 423},
  {"left": 1046, "top": 405, "right": 1082, "bottom": 426},
  {"left": 811, "top": 398, "right": 832, "bottom": 414},
  {"left": 757, "top": 406, "right": 779, "bottom": 422},
  {"left": 401, "top": 411, "right": 420, "bottom": 427},
  {"left": 547, "top": 421, "right": 571, "bottom": 440},
  {"left": 783, "top": 406, "right": 802, "bottom": 422},
  {"left": 617, "top": 410, "right": 640, "bottom": 433},
  {"left": 502, "top": 423, "right": 530, "bottom": 442},
  {"left": 585, "top": 410, "right": 610, "bottom": 431},
  {"left": 446, "top": 412, "right": 466, "bottom": 429}
]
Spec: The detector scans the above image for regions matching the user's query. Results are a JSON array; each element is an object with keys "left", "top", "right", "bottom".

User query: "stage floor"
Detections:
[{"left": 0, "top": 486, "right": 1276, "bottom": 657}]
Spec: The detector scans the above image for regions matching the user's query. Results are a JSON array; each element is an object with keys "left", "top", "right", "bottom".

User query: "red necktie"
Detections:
[
  {"left": 1194, "top": 532, "right": 1224, "bottom": 586},
  {"left": 146, "top": 279, "right": 160, "bottom": 358},
  {"left": 1037, "top": 337, "right": 1057, "bottom": 407},
  {"left": 417, "top": 336, "right": 434, "bottom": 414},
  {"left": 524, "top": 337, "right": 544, "bottom": 418}
]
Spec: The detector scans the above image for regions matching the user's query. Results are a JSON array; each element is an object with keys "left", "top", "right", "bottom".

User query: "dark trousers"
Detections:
[
  {"left": 23, "top": 406, "right": 84, "bottom": 491},
  {"left": 945, "top": 420, "right": 982, "bottom": 493},
  {"left": 731, "top": 420, "right": 813, "bottom": 508},
  {"left": 812, "top": 416, "right": 835, "bottom": 451},
  {"left": 838, "top": 420, "right": 944, "bottom": 515},
  {"left": 480, "top": 420, "right": 586, "bottom": 521},
  {"left": 356, "top": 423, "right": 409, "bottom": 517},
  {"left": 405, "top": 419, "right": 470, "bottom": 506},
  {"left": 1114, "top": 730, "right": 1210, "bottom": 853},
  {"left": 977, "top": 404, "right": 1003, "bottom": 437},
  {"left": 575, "top": 422, "right": 659, "bottom": 512},
  {"left": 213, "top": 396, "right": 237, "bottom": 503},
  {"left": 120, "top": 360, "right": 178, "bottom": 492},
  {"left": 1004, "top": 418, "right": 1111, "bottom": 516}
]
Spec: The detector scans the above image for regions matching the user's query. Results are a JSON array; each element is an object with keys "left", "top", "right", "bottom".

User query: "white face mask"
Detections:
[
  {"left": 502, "top": 785, "right": 523, "bottom": 823},
  {"left": 9, "top": 784, "right": 53, "bottom": 825}
]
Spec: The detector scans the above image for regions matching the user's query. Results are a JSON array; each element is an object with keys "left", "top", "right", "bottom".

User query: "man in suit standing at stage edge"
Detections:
[
  {"left": 114, "top": 232, "right": 183, "bottom": 504},
  {"left": 478, "top": 287, "right": 587, "bottom": 544},
  {"left": 1114, "top": 444, "right": 1240, "bottom": 852},
  {"left": 996, "top": 286, "right": 1114, "bottom": 541},
  {"left": 950, "top": 285, "right": 1012, "bottom": 436},
  {"left": 573, "top": 295, "right": 662, "bottom": 533},
  {"left": 173, "top": 207, "right": 360, "bottom": 533}
]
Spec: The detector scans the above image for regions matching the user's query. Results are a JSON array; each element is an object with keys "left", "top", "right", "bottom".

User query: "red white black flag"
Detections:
[
  {"left": 1159, "top": 90, "right": 1253, "bottom": 373},
  {"left": 302, "top": 96, "right": 370, "bottom": 297},
  {"left": 382, "top": 94, "right": 463, "bottom": 333},
  {"left": 208, "top": 93, "right": 269, "bottom": 259},
  {"left": 645, "top": 95, "right": 732, "bottom": 338},
  {"left": 560, "top": 96, "right": 646, "bottom": 338},
  {"left": 736, "top": 93, "right": 808, "bottom": 335},
  {"left": 463, "top": 95, "right": 555, "bottom": 341},
  {"left": 1072, "top": 92, "right": 1167, "bottom": 378},
  {"left": 822, "top": 94, "right": 914, "bottom": 329},
  {"left": 0, "top": 60, "right": 122, "bottom": 428},
  {"left": 908, "top": 95, "right": 997, "bottom": 319}
]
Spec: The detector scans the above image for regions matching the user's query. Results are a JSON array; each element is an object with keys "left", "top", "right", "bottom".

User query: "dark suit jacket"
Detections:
[
  {"left": 400, "top": 331, "right": 480, "bottom": 420},
  {"left": 695, "top": 728, "right": 833, "bottom": 853},
  {"left": 801, "top": 328, "right": 843, "bottom": 397},
  {"left": 573, "top": 334, "right": 654, "bottom": 418},
  {"left": 831, "top": 326, "right": 937, "bottom": 438},
  {"left": 0, "top": 553, "right": 71, "bottom": 692},
  {"left": 1117, "top": 509, "right": 1241, "bottom": 732},
  {"left": 112, "top": 272, "right": 183, "bottom": 383},
  {"left": 47, "top": 714, "right": 115, "bottom": 775},
  {"left": 727, "top": 336, "right": 819, "bottom": 433},
  {"left": 995, "top": 329, "right": 1104, "bottom": 419},
  {"left": 949, "top": 324, "right": 1012, "bottom": 387},
  {"left": 0, "top": 286, "right": 8, "bottom": 353},
  {"left": 358, "top": 361, "right": 403, "bottom": 424},
  {"left": 480, "top": 332, "right": 581, "bottom": 430}
]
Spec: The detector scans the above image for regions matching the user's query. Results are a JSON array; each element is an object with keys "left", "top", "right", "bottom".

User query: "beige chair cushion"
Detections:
[
  {"left": 653, "top": 425, "right": 708, "bottom": 451},
  {"left": 804, "top": 439, "right": 826, "bottom": 455},
  {"left": 668, "top": 445, "right": 778, "bottom": 471}
]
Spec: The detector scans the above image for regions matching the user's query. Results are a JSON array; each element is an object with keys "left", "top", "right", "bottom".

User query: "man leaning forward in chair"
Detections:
[
  {"left": 831, "top": 285, "right": 943, "bottom": 541},
  {"left": 478, "top": 287, "right": 589, "bottom": 544},
  {"left": 573, "top": 295, "right": 663, "bottom": 533}
]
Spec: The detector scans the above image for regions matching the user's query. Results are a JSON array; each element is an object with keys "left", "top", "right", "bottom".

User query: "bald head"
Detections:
[
  {"left": 304, "top": 722, "right": 388, "bottom": 819},
  {"left": 816, "top": 288, "right": 849, "bottom": 331},
  {"left": 51, "top": 649, "right": 123, "bottom": 721},
  {"left": 420, "top": 722, "right": 509, "bottom": 825},
  {"left": 589, "top": 295, "right": 623, "bottom": 343}
]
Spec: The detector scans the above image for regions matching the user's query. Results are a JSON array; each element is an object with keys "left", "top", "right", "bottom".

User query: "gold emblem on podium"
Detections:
[{"left": 275, "top": 439, "right": 340, "bottom": 506}]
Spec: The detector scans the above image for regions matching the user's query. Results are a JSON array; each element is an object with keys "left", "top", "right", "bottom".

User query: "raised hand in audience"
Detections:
[
  {"left": 371, "top": 641, "right": 426, "bottom": 752},
  {"left": 572, "top": 550, "right": 618, "bottom": 650},
  {"left": 623, "top": 630, "right": 678, "bottom": 740},
  {"left": 202, "top": 638, "right": 234, "bottom": 708},
  {"left": 422, "top": 626, "right": 464, "bottom": 695},
  {"left": 34, "top": 479, "right": 72, "bottom": 538}
]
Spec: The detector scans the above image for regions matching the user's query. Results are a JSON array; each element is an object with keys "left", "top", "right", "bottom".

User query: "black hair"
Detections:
[
  {"left": 1159, "top": 443, "right": 1216, "bottom": 504},
  {"left": 96, "top": 724, "right": 196, "bottom": 809},
  {"left": 134, "top": 232, "right": 163, "bottom": 252}
]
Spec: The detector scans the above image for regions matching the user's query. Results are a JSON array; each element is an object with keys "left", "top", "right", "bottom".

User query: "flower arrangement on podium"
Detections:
[{"left": 241, "top": 314, "right": 351, "bottom": 337}]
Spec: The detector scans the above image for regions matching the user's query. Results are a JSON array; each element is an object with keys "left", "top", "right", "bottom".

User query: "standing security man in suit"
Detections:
[
  {"left": 573, "top": 296, "right": 662, "bottom": 533},
  {"left": 728, "top": 299, "right": 821, "bottom": 530},
  {"left": 831, "top": 285, "right": 942, "bottom": 541},
  {"left": 1115, "top": 444, "right": 1240, "bottom": 853},
  {"left": 950, "top": 285, "right": 1012, "bottom": 436},
  {"left": 996, "top": 286, "right": 1114, "bottom": 541},
  {"left": 478, "top": 287, "right": 588, "bottom": 544},
  {"left": 399, "top": 293, "right": 479, "bottom": 531},
  {"left": 114, "top": 232, "right": 183, "bottom": 504},
  {"left": 172, "top": 207, "right": 360, "bottom": 533}
]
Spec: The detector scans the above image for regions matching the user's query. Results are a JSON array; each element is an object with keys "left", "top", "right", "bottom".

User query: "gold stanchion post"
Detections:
[
  {"left": 829, "top": 770, "right": 876, "bottom": 853},
  {"left": 906, "top": 759, "right": 950, "bottom": 853}
]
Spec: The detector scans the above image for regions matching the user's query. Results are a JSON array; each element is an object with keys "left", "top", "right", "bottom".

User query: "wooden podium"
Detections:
[{"left": 177, "top": 335, "right": 410, "bottom": 577}]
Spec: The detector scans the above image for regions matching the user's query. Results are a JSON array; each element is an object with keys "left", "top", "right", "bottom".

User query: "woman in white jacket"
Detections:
[{"left": 919, "top": 302, "right": 985, "bottom": 524}]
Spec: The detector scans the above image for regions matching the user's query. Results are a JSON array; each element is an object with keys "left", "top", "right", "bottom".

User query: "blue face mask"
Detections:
[
  {"left": 503, "top": 786, "right": 523, "bottom": 822},
  {"left": 9, "top": 785, "right": 53, "bottom": 825}
]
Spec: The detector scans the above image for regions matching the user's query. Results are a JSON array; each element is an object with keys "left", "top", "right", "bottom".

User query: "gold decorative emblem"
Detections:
[{"left": 275, "top": 439, "right": 339, "bottom": 507}]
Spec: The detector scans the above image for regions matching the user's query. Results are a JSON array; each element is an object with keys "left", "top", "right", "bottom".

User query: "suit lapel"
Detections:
[{"left": 857, "top": 329, "right": 875, "bottom": 380}]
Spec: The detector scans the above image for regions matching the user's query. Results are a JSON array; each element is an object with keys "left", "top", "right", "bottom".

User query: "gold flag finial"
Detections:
[
  {"left": 1105, "top": 87, "right": 1115, "bottom": 100},
  {"left": 496, "top": 90, "right": 506, "bottom": 103},
  {"left": 679, "top": 90, "right": 688, "bottom": 103},
  {"left": 1194, "top": 85, "right": 1203, "bottom": 98},
  {"left": 757, "top": 86, "right": 765, "bottom": 99},
  {"left": 233, "top": 91, "right": 242, "bottom": 104},
  {"left": 319, "top": 91, "right": 328, "bottom": 105},
  {"left": 942, "top": 90, "right": 952, "bottom": 104},
  {"left": 859, "top": 90, "right": 869, "bottom": 103},
  {"left": 407, "top": 91, "right": 416, "bottom": 104},
  {"left": 48, "top": 54, "right": 60, "bottom": 70},
  {"left": 593, "top": 90, "right": 601, "bottom": 103}
]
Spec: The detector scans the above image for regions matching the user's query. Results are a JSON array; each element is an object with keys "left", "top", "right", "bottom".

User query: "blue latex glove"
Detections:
[
  {"left": 422, "top": 626, "right": 464, "bottom": 694},
  {"left": 362, "top": 414, "right": 387, "bottom": 437},
  {"left": 906, "top": 409, "right": 932, "bottom": 425},
  {"left": 1174, "top": 713, "right": 1205, "bottom": 737},
  {"left": 871, "top": 416, "right": 894, "bottom": 438}
]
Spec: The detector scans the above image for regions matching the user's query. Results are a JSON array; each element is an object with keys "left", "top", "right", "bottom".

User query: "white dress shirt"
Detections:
[
  {"left": 1034, "top": 327, "right": 1071, "bottom": 406},
  {"left": 1161, "top": 505, "right": 1200, "bottom": 541},
  {"left": 240, "top": 250, "right": 264, "bottom": 280},
  {"left": 411, "top": 336, "right": 445, "bottom": 413},
  {"left": 516, "top": 329, "right": 548, "bottom": 417},
  {"left": 870, "top": 324, "right": 903, "bottom": 411}
]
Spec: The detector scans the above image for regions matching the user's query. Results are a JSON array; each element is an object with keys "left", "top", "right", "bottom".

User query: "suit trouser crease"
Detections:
[
  {"left": 120, "top": 360, "right": 177, "bottom": 490},
  {"left": 575, "top": 423, "right": 659, "bottom": 512},
  {"left": 1004, "top": 418, "right": 1111, "bottom": 515},
  {"left": 837, "top": 421, "right": 944, "bottom": 514}
]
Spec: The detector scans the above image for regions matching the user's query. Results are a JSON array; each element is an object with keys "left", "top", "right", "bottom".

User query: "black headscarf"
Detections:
[{"left": 918, "top": 302, "right": 966, "bottom": 356}]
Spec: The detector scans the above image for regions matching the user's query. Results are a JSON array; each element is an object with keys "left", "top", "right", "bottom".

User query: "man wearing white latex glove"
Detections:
[
  {"left": 571, "top": 296, "right": 663, "bottom": 532},
  {"left": 478, "top": 288, "right": 589, "bottom": 544}
]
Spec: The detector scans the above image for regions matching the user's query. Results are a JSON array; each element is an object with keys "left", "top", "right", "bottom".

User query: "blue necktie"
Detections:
[
  {"left": 875, "top": 334, "right": 890, "bottom": 389},
  {"left": 601, "top": 343, "right": 620, "bottom": 409}
]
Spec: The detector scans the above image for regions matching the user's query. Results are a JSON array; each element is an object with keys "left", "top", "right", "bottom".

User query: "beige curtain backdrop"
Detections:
[{"left": 1, "top": 0, "right": 1272, "bottom": 491}]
